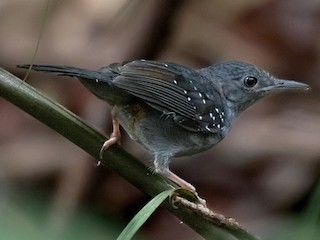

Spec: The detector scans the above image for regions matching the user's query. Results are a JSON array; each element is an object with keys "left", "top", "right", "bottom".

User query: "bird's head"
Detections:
[{"left": 204, "top": 60, "right": 310, "bottom": 116}]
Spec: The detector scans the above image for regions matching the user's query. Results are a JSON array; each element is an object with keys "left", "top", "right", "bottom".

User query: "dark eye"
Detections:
[{"left": 244, "top": 76, "right": 258, "bottom": 88}]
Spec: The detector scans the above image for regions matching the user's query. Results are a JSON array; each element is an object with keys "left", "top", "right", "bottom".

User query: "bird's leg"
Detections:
[
  {"left": 159, "top": 168, "right": 206, "bottom": 206},
  {"left": 154, "top": 155, "right": 196, "bottom": 191},
  {"left": 164, "top": 170, "right": 196, "bottom": 193},
  {"left": 99, "top": 115, "right": 121, "bottom": 159},
  {"left": 153, "top": 154, "right": 206, "bottom": 205}
]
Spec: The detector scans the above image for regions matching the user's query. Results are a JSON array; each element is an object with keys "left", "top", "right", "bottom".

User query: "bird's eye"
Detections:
[{"left": 244, "top": 76, "right": 258, "bottom": 88}]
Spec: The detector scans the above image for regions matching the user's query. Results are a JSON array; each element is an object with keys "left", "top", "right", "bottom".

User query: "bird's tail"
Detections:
[
  {"left": 17, "top": 64, "right": 131, "bottom": 105},
  {"left": 17, "top": 64, "right": 103, "bottom": 80}
]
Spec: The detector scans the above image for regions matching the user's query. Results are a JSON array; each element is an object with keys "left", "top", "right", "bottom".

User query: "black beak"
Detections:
[{"left": 271, "top": 78, "right": 311, "bottom": 92}]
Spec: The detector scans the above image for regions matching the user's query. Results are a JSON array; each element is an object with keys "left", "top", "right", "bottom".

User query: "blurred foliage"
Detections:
[
  {"left": 0, "top": 188, "right": 123, "bottom": 240},
  {"left": 0, "top": 0, "right": 320, "bottom": 239},
  {"left": 266, "top": 180, "right": 320, "bottom": 240}
]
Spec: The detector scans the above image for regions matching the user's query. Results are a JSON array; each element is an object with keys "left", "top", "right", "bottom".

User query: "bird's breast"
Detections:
[{"left": 114, "top": 103, "right": 227, "bottom": 157}]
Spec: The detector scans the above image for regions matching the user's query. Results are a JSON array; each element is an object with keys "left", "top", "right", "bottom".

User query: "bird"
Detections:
[{"left": 17, "top": 60, "right": 310, "bottom": 194}]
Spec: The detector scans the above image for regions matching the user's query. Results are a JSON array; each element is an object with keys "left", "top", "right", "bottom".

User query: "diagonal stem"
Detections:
[{"left": 0, "top": 68, "right": 259, "bottom": 240}]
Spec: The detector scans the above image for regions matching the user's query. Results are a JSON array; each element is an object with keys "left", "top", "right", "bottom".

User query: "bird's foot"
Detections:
[
  {"left": 163, "top": 170, "right": 206, "bottom": 206},
  {"left": 99, "top": 118, "right": 121, "bottom": 159}
]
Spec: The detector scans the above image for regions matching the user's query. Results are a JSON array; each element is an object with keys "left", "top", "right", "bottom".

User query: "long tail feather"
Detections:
[{"left": 17, "top": 64, "right": 102, "bottom": 80}]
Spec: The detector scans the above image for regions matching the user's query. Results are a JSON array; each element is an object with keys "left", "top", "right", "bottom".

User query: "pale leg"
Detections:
[
  {"left": 164, "top": 169, "right": 196, "bottom": 193},
  {"left": 99, "top": 118, "right": 121, "bottom": 159}
]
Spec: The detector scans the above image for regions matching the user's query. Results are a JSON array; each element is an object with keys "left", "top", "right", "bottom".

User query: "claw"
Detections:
[
  {"left": 157, "top": 169, "right": 206, "bottom": 206},
  {"left": 99, "top": 118, "right": 121, "bottom": 159}
]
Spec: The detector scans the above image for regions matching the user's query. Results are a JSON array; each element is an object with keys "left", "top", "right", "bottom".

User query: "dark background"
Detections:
[{"left": 0, "top": 0, "right": 319, "bottom": 239}]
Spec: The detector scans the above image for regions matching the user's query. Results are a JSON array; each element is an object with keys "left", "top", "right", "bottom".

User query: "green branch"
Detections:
[{"left": 0, "top": 67, "right": 259, "bottom": 240}]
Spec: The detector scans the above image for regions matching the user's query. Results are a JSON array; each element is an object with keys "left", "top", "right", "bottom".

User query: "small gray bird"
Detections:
[{"left": 18, "top": 60, "right": 310, "bottom": 193}]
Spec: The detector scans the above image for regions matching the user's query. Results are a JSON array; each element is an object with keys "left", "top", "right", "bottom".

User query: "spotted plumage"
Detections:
[
  {"left": 112, "top": 60, "right": 226, "bottom": 133},
  {"left": 17, "top": 60, "right": 310, "bottom": 195}
]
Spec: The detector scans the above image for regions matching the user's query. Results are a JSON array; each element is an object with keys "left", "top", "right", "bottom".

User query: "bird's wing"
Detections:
[{"left": 112, "top": 60, "right": 225, "bottom": 133}]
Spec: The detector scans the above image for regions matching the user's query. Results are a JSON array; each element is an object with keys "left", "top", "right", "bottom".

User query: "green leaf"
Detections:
[{"left": 117, "top": 189, "right": 174, "bottom": 240}]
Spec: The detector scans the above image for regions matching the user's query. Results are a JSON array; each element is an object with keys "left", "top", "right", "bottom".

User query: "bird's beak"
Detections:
[{"left": 270, "top": 78, "right": 311, "bottom": 92}]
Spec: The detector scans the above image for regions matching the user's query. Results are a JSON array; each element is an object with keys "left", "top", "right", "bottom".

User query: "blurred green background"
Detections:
[{"left": 0, "top": 0, "right": 319, "bottom": 239}]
